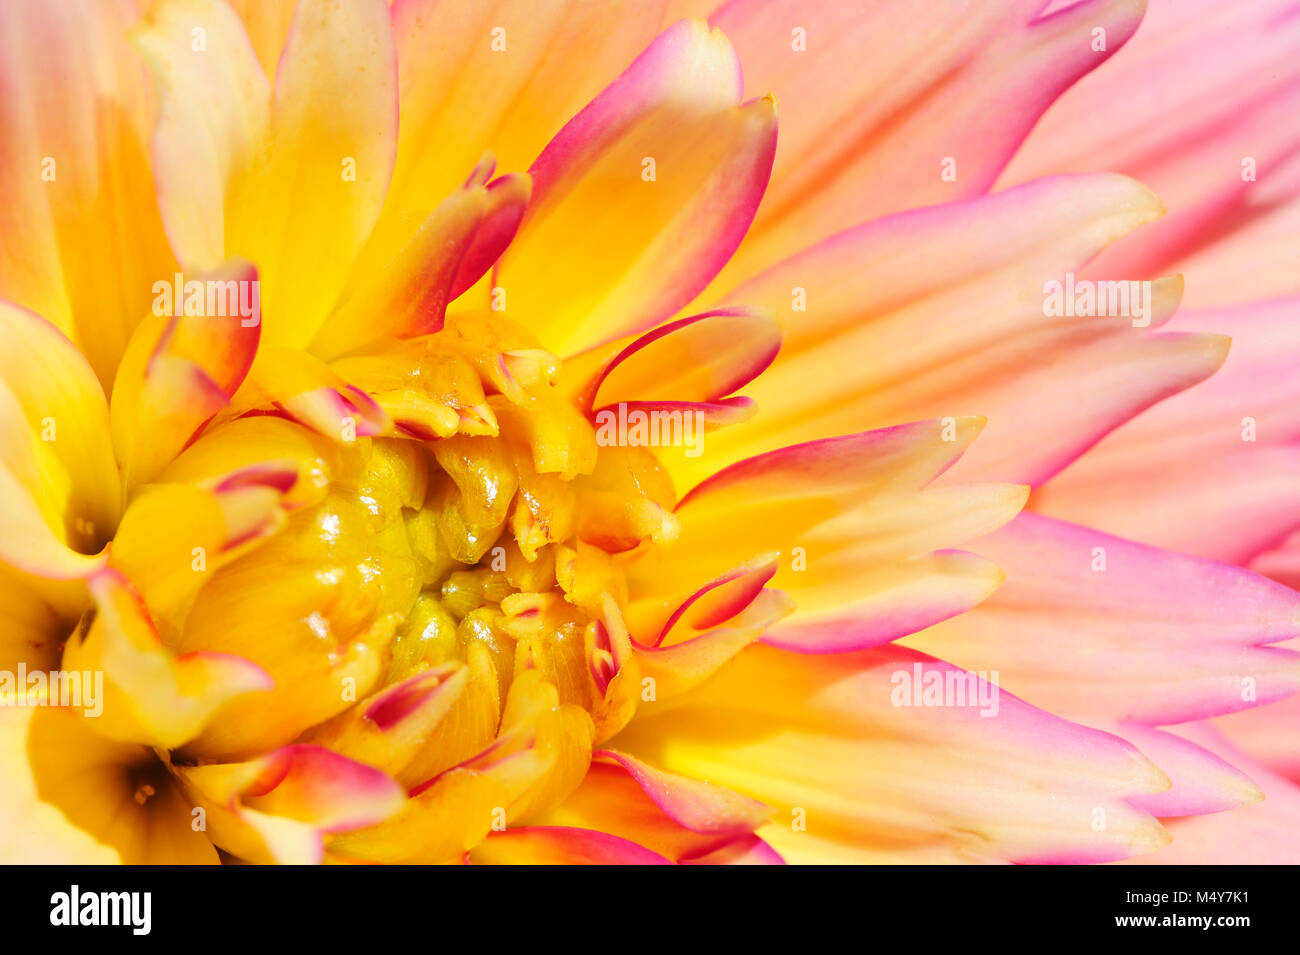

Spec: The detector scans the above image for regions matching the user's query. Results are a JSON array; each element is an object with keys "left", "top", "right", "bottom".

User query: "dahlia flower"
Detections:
[{"left": 1, "top": 0, "right": 1297, "bottom": 865}]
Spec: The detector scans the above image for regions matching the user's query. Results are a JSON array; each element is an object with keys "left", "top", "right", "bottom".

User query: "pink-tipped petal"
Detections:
[
  {"left": 535, "top": 759, "right": 781, "bottom": 864},
  {"left": 495, "top": 20, "right": 777, "bottom": 355},
  {"left": 1123, "top": 723, "right": 1300, "bottom": 864},
  {"left": 110, "top": 259, "right": 262, "bottom": 488},
  {"left": 593, "top": 750, "right": 771, "bottom": 837},
  {"left": 630, "top": 420, "right": 1026, "bottom": 653},
  {"left": 177, "top": 744, "right": 406, "bottom": 865},
  {"left": 584, "top": 307, "right": 782, "bottom": 411},
  {"left": 1113, "top": 721, "right": 1263, "bottom": 817},
  {"left": 448, "top": 173, "right": 532, "bottom": 301},
  {"left": 310, "top": 185, "right": 492, "bottom": 359},
  {"left": 61, "top": 569, "right": 273, "bottom": 749}
]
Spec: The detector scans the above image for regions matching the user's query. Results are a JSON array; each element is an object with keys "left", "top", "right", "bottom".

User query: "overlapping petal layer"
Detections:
[
  {"left": 683, "top": 175, "right": 1226, "bottom": 490},
  {"left": 1004, "top": 0, "right": 1300, "bottom": 307},
  {"left": 613, "top": 644, "right": 1172, "bottom": 864}
]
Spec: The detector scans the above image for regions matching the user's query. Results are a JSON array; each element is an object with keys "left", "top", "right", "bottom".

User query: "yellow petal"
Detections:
[{"left": 0, "top": 303, "right": 119, "bottom": 579}]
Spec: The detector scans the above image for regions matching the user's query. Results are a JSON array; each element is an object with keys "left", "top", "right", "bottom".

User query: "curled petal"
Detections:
[
  {"left": 583, "top": 306, "right": 782, "bottom": 411},
  {"left": 176, "top": 744, "right": 406, "bottom": 864},
  {"left": 302, "top": 665, "right": 470, "bottom": 786},
  {"left": 593, "top": 749, "right": 771, "bottom": 838},
  {"left": 111, "top": 259, "right": 262, "bottom": 488},
  {"left": 497, "top": 19, "right": 777, "bottom": 354},
  {"left": 62, "top": 570, "right": 272, "bottom": 749},
  {"left": 0, "top": 303, "right": 119, "bottom": 579}
]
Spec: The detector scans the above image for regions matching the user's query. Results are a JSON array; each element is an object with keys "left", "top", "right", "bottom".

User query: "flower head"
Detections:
[{"left": 1, "top": 0, "right": 1298, "bottom": 865}]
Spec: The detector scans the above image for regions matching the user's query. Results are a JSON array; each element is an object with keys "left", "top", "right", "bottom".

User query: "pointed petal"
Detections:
[
  {"left": 1123, "top": 723, "right": 1300, "bottom": 865},
  {"left": 1037, "top": 296, "right": 1300, "bottom": 563},
  {"left": 1003, "top": 0, "right": 1300, "bottom": 307},
  {"left": 710, "top": 0, "right": 1146, "bottom": 284},
  {"left": 594, "top": 749, "right": 771, "bottom": 836},
  {"left": 630, "top": 420, "right": 1026, "bottom": 652},
  {"left": 584, "top": 307, "right": 782, "bottom": 411},
  {"left": 538, "top": 759, "right": 778, "bottom": 863},
  {"left": 1112, "top": 721, "right": 1262, "bottom": 817},
  {"left": 302, "top": 665, "right": 470, "bottom": 786},
  {"left": 62, "top": 570, "right": 273, "bottom": 749},
  {"left": 109, "top": 461, "right": 306, "bottom": 623},
  {"left": 230, "top": 346, "right": 392, "bottom": 442},
  {"left": 907, "top": 513, "right": 1300, "bottom": 726}
]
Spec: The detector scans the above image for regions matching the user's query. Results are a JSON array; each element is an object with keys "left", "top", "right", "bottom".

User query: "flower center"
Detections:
[{"left": 168, "top": 312, "right": 677, "bottom": 761}]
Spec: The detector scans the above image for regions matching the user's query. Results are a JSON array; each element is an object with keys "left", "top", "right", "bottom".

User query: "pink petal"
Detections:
[
  {"left": 177, "top": 743, "right": 406, "bottom": 865},
  {"left": 908, "top": 513, "right": 1300, "bottom": 726},
  {"left": 1036, "top": 295, "right": 1300, "bottom": 563},
  {"left": 1002, "top": 0, "right": 1300, "bottom": 308},
  {"left": 1122, "top": 723, "right": 1300, "bottom": 864},
  {"left": 708, "top": 0, "right": 1147, "bottom": 285},
  {"left": 1112, "top": 721, "right": 1262, "bottom": 817}
]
